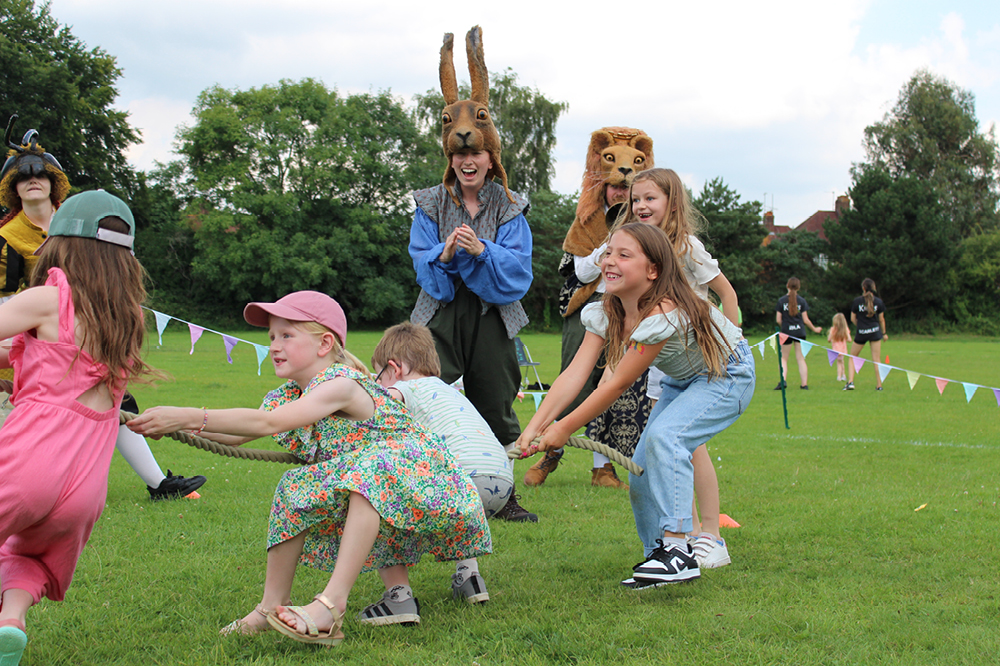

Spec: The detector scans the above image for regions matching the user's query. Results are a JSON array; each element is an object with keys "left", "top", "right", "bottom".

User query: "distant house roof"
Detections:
[{"left": 761, "top": 195, "right": 849, "bottom": 245}]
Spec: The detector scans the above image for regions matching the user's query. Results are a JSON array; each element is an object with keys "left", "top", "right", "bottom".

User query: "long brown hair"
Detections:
[
  {"left": 31, "top": 216, "right": 155, "bottom": 391},
  {"left": 613, "top": 168, "right": 703, "bottom": 262},
  {"left": 602, "top": 223, "right": 731, "bottom": 377},
  {"left": 786, "top": 277, "right": 801, "bottom": 317},
  {"left": 861, "top": 278, "right": 877, "bottom": 317}
]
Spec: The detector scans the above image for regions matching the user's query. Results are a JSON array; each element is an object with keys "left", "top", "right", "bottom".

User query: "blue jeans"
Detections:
[{"left": 629, "top": 340, "right": 756, "bottom": 555}]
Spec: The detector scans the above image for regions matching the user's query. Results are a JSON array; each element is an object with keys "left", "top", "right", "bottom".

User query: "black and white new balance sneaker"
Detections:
[{"left": 621, "top": 539, "right": 700, "bottom": 588}]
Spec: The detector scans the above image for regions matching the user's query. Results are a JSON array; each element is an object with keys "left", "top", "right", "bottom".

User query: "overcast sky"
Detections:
[{"left": 47, "top": 0, "right": 1000, "bottom": 228}]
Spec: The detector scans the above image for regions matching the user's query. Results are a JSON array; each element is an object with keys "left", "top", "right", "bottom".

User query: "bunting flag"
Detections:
[
  {"left": 877, "top": 363, "right": 891, "bottom": 382},
  {"left": 138, "top": 312, "right": 1000, "bottom": 408},
  {"left": 222, "top": 335, "right": 238, "bottom": 364},
  {"left": 254, "top": 344, "right": 270, "bottom": 376},
  {"left": 188, "top": 325, "right": 204, "bottom": 355},
  {"left": 154, "top": 311, "right": 171, "bottom": 347}
]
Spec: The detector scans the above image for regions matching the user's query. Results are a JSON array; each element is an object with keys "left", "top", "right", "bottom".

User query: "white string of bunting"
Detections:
[
  {"left": 143, "top": 308, "right": 1000, "bottom": 406},
  {"left": 755, "top": 332, "right": 1000, "bottom": 406},
  {"left": 146, "top": 307, "right": 271, "bottom": 375}
]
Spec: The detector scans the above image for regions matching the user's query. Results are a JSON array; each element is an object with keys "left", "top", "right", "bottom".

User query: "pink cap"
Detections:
[{"left": 243, "top": 291, "right": 347, "bottom": 346}]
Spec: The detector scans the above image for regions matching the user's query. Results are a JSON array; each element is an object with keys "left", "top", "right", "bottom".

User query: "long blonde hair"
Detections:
[
  {"left": 31, "top": 216, "right": 154, "bottom": 391},
  {"left": 602, "top": 223, "right": 731, "bottom": 377},
  {"left": 829, "top": 313, "right": 850, "bottom": 343},
  {"left": 614, "top": 168, "right": 703, "bottom": 261}
]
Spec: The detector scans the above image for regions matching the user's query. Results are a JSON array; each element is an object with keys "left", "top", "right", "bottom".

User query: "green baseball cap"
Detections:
[{"left": 37, "top": 190, "right": 135, "bottom": 254}]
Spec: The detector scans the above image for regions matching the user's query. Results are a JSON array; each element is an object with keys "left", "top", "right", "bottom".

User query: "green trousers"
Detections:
[{"left": 428, "top": 283, "right": 522, "bottom": 447}]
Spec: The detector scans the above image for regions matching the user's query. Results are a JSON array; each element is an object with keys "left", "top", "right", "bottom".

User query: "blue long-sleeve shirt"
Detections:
[{"left": 409, "top": 207, "right": 533, "bottom": 305}]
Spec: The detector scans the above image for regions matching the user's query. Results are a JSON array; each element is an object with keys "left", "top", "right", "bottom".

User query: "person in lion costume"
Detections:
[{"left": 523, "top": 127, "right": 653, "bottom": 490}]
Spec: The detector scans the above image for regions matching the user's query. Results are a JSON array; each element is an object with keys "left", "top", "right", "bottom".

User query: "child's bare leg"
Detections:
[
  {"left": 692, "top": 444, "right": 720, "bottom": 538},
  {"left": 0, "top": 588, "right": 32, "bottom": 629},
  {"left": 847, "top": 342, "right": 864, "bottom": 382},
  {"left": 795, "top": 343, "right": 808, "bottom": 386},
  {"left": 870, "top": 340, "right": 883, "bottom": 388},
  {"left": 275, "top": 492, "right": 380, "bottom": 634},
  {"left": 377, "top": 564, "right": 410, "bottom": 590},
  {"left": 836, "top": 357, "right": 845, "bottom": 380},
  {"left": 225, "top": 529, "right": 306, "bottom": 633}
]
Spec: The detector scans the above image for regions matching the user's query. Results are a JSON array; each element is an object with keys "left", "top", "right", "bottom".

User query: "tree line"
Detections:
[{"left": 3, "top": 1, "right": 999, "bottom": 333}]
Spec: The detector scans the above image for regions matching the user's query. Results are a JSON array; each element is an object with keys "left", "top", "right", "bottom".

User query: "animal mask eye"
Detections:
[
  {"left": 476, "top": 109, "right": 489, "bottom": 121},
  {"left": 634, "top": 156, "right": 645, "bottom": 165},
  {"left": 442, "top": 112, "right": 452, "bottom": 124},
  {"left": 603, "top": 152, "right": 615, "bottom": 163}
]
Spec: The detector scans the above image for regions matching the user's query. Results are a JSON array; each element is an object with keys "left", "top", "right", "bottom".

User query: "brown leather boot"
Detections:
[
  {"left": 523, "top": 449, "right": 564, "bottom": 487},
  {"left": 591, "top": 463, "right": 628, "bottom": 490}
]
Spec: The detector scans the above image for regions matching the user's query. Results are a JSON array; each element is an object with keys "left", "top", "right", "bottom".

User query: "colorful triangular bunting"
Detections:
[
  {"left": 153, "top": 310, "right": 171, "bottom": 347},
  {"left": 188, "top": 325, "right": 204, "bottom": 354}
]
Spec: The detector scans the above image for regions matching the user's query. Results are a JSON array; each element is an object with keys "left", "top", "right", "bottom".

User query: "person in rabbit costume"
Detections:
[{"left": 408, "top": 26, "right": 537, "bottom": 522}]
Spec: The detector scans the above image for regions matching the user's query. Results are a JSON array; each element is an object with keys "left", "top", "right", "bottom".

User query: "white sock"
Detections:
[
  {"left": 115, "top": 425, "right": 166, "bottom": 487},
  {"left": 455, "top": 559, "right": 479, "bottom": 576},
  {"left": 593, "top": 452, "right": 610, "bottom": 468}
]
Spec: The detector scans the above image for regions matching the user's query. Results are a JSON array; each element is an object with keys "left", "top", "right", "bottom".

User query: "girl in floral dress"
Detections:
[{"left": 129, "top": 291, "right": 491, "bottom": 646}]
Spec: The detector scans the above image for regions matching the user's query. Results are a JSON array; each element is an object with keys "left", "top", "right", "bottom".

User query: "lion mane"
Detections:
[{"left": 560, "top": 127, "right": 653, "bottom": 316}]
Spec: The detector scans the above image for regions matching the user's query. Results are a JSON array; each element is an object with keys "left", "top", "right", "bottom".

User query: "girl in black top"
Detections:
[
  {"left": 775, "top": 277, "right": 822, "bottom": 389},
  {"left": 845, "top": 278, "right": 888, "bottom": 390}
]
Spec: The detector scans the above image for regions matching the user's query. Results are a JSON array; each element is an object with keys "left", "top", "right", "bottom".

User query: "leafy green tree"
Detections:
[
  {"left": 948, "top": 230, "right": 1000, "bottom": 334},
  {"left": 413, "top": 68, "right": 567, "bottom": 195},
  {"left": 760, "top": 229, "right": 834, "bottom": 330},
  {"left": 522, "top": 189, "right": 576, "bottom": 330},
  {"left": 693, "top": 178, "right": 770, "bottom": 326},
  {"left": 861, "top": 69, "right": 1000, "bottom": 237},
  {"left": 0, "top": 0, "right": 139, "bottom": 196},
  {"left": 148, "top": 79, "right": 424, "bottom": 326},
  {"left": 825, "top": 167, "right": 955, "bottom": 324}
]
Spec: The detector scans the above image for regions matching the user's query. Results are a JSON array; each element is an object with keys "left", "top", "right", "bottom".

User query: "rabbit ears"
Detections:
[
  {"left": 438, "top": 26, "right": 514, "bottom": 204},
  {"left": 439, "top": 26, "right": 489, "bottom": 106}
]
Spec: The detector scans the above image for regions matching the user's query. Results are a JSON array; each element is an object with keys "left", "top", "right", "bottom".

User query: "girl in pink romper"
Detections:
[{"left": 0, "top": 191, "right": 150, "bottom": 666}]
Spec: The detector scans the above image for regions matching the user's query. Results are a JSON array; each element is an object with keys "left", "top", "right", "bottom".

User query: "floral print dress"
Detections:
[{"left": 262, "top": 364, "right": 491, "bottom": 573}]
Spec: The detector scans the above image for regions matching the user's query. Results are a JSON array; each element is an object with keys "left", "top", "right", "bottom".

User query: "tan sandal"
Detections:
[
  {"left": 267, "top": 594, "right": 344, "bottom": 646},
  {"left": 220, "top": 604, "right": 271, "bottom": 636}
]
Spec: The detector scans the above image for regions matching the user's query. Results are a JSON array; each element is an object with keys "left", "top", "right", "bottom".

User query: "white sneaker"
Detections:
[{"left": 692, "top": 533, "right": 731, "bottom": 569}]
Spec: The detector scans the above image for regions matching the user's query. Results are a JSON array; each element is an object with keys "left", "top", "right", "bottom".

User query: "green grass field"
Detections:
[{"left": 16, "top": 329, "right": 1000, "bottom": 665}]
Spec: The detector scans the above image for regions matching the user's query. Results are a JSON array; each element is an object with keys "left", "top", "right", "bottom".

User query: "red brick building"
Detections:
[{"left": 762, "top": 195, "right": 850, "bottom": 245}]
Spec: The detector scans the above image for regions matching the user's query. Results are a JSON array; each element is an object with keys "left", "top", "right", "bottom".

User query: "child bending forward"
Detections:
[
  {"left": 371, "top": 322, "right": 514, "bottom": 610},
  {"left": 517, "top": 224, "right": 755, "bottom": 589},
  {"left": 129, "top": 291, "right": 490, "bottom": 646}
]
